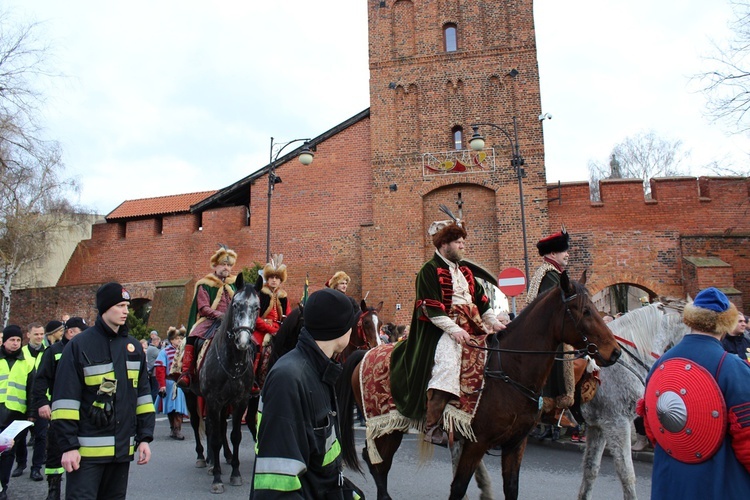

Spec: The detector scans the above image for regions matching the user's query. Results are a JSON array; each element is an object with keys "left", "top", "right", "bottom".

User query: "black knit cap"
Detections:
[
  {"left": 45, "top": 320, "right": 64, "bottom": 335},
  {"left": 2, "top": 325, "right": 23, "bottom": 342},
  {"left": 96, "top": 282, "right": 131, "bottom": 315},
  {"left": 65, "top": 317, "right": 87, "bottom": 331},
  {"left": 304, "top": 288, "right": 360, "bottom": 341}
]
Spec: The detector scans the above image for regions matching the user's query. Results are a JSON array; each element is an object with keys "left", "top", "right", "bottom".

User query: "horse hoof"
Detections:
[
  {"left": 208, "top": 466, "right": 214, "bottom": 475},
  {"left": 196, "top": 459, "right": 207, "bottom": 468},
  {"left": 230, "top": 475, "right": 243, "bottom": 486},
  {"left": 210, "top": 483, "right": 224, "bottom": 494}
]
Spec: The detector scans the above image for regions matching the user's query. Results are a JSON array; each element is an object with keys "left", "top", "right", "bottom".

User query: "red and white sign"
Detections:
[{"left": 498, "top": 267, "right": 526, "bottom": 297}]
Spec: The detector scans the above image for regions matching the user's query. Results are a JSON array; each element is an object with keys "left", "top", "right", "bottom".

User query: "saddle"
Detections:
[{"left": 168, "top": 337, "right": 212, "bottom": 389}]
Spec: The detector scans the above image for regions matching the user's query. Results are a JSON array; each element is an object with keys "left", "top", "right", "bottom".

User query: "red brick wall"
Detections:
[{"left": 547, "top": 177, "right": 750, "bottom": 309}]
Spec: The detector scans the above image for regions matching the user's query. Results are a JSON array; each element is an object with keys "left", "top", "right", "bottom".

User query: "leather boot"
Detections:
[
  {"left": 170, "top": 413, "right": 185, "bottom": 440},
  {"left": 423, "top": 389, "right": 451, "bottom": 445},
  {"left": 177, "top": 344, "right": 195, "bottom": 388},
  {"left": 46, "top": 475, "right": 61, "bottom": 500}
]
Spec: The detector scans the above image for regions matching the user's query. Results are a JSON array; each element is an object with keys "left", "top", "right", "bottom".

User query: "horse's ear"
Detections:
[
  {"left": 375, "top": 301, "right": 384, "bottom": 313},
  {"left": 235, "top": 272, "right": 244, "bottom": 290},
  {"left": 360, "top": 299, "right": 367, "bottom": 312},
  {"left": 579, "top": 269, "right": 588, "bottom": 285}
]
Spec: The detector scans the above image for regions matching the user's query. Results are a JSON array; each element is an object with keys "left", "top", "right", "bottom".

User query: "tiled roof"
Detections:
[{"left": 106, "top": 190, "right": 217, "bottom": 220}]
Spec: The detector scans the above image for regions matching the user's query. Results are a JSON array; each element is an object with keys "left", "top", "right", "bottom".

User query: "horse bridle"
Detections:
[
  {"left": 214, "top": 322, "right": 256, "bottom": 381},
  {"left": 476, "top": 288, "right": 603, "bottom": 405},
  {"left": 347, "top": 310, "right": 374, "bottom": 351}
]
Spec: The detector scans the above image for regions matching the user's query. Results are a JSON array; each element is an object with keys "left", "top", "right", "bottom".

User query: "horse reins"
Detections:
[
  {"left": 476, "top": 288, "right": 601, "bottom": 405},
  {"left": 347, "top": 310, "right": 374, "bottom": 351},
  {"left": 214, "top": 325, "right": 255, "bottom": 381},
  {"left": 612, "top": 334, "right": 658, "bottom": 386}
]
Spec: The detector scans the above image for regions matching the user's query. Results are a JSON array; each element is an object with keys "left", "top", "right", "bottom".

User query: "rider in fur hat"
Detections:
[
  {"left": 326, "top": 271, "right": 351, "bottom": 294},
  {"left": 390, "top": 208, "right": 506, "bottom": 445},
  {"left": 177, "top": 245, "right": 237, "bottom": 388},
  {"left": 252, "top": 255, "right": 291, "bottom": 349}
]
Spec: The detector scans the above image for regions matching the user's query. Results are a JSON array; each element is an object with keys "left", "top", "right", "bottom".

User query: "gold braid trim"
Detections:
[{"left": 527, "top": 262, "right": 558, "bottom": 301}]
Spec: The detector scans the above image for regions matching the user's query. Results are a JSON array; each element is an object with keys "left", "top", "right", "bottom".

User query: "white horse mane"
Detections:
[{"left": 607, "top": 299, "right": 687, "bottom": 367}]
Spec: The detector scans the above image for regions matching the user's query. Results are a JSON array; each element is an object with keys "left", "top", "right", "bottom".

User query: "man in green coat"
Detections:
[{"left": 390, "top": 219, "right": 506, "bottom": 444}]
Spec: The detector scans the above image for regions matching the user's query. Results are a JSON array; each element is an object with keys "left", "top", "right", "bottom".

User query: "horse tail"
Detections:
[{"left": 336, "top": 349, "right": 366, "bottom": 474}]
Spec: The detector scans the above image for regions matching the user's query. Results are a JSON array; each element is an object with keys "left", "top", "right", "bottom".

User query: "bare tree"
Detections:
[
  {"left": 588, "top": 130, "right": 690, "bottom": 200},
  {"left": 0, "top": 10, "right": 84, "bottom": 326},
  {"left": 700, "top": 1, "right": 750, "bottom": 134}
]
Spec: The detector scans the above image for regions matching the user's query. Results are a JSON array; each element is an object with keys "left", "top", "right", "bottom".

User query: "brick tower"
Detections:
[{"left": 362, "top": 0, "right": 549, "bottom": 323}]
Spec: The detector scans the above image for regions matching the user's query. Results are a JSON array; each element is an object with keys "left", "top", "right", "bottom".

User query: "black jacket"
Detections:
[
  {"left": 51, "top": 317, "right": 155, "bottom": 463},
  {"left": 252, "top": 329, "right": 344, "bottom": 499},
  {"left": 31, "top": 335, "right": 70, "bottom": 413},
  {"left": 722, "top": 332, "right": 750, "bottom": 362}
]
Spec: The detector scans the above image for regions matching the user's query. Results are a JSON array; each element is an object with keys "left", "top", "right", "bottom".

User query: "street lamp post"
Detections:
[
  {"left": 266, "top": 137, "right": 314, "bottom": 263},
  {"left": 469, "top": 117, "right": 530, "bottom": 289}
]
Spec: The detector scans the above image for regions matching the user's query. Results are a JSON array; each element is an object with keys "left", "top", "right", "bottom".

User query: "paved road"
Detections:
[{"left": 5, "top": 416, "right": 652, "bottom": 499}]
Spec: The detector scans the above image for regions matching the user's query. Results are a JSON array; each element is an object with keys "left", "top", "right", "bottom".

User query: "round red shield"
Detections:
[{"left": 643, "top": 357, "right": 727, "bottom": 464}]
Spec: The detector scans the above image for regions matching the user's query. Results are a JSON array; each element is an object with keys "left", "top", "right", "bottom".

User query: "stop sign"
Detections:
[{"left": 498, "top": 267, "right": 526, "bottom": 297}]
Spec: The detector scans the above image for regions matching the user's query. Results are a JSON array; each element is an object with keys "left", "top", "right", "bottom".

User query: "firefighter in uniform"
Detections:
[
  {"left": 51, "top": 283, "right": 155, "bottom": 499},
  {"left": 32, "top": 317, "right": 87, "bottom": 500},
  {"left": 0, "top": 325, "right": 35, "bottom": 500},
  {"left": 252, "top": 288, "right": 361, "bottom": 498}
]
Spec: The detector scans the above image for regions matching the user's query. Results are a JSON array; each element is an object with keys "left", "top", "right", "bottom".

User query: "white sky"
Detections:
[{"left": 5, "top": 0, "right": 747, "bottom": 215}]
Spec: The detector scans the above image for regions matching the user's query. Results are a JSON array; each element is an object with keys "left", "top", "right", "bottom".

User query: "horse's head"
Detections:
[
  {"left": 228, "top": 273, "right": 260, "bottom": 351},
  {"left": 557, "top": 270, "right": 621, "bottom": 367},
  {"left": 356, "top": 299, "right": 383, "bottom": 348}
]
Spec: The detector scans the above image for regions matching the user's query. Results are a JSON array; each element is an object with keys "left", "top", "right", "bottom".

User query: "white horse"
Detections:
[{"left": 577, "top": 299, "right": 688, "bottom": 500}]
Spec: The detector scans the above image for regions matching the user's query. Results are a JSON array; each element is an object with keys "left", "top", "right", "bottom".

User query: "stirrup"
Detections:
[{"left": 424, "top": 426, "right": 448, "bottom": 446}]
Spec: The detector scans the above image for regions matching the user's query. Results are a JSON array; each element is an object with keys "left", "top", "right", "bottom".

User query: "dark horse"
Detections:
[
  {"left": 337, "top": 300, "right": 383, "bottom": 363},
  {"left": 337, "top": 272, "right": 622, "bottom": 500},
  {"left": 196, "top": 273, "right": 260, "bottom": 493}
]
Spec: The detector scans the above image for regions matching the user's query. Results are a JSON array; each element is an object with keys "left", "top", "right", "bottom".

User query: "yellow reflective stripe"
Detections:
[
  {"left": 52, "top": 399, "right": 81, "bottom": 421},
  {"left": 253, "top": 473, "right": 302, "bottom": 492},
  {"left": 44, "top": 467, "right": 65, "bottom": 475},
  {"left": 78, "top": 436, "right": 116, "bottom": 458},
  {"left": 136, "top": 402, "right": 155, "bottom": 415},
  {"left": 322, "top": 439, "right": 341, "bottom": 466},
  {"left": 51, "top": 409, "right": 79, "bottom": 420},
  {"left": 83, "top": 363, "right": 115, "bottom": 386},
  {"left": 54, "top": 353, "right": 62, "bottom": 360},
  {"left": 254, "top": 410, "right": 263, "bottom": 454}
]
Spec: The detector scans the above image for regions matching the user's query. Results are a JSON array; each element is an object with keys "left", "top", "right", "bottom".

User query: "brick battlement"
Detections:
[{"left": 547, "top": 176, "right": 750, "bottom": 234}]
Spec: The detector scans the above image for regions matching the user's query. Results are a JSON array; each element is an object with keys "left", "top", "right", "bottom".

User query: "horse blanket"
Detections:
[{"left": 360, "top": 335, "right": 489, "bottom": 463}]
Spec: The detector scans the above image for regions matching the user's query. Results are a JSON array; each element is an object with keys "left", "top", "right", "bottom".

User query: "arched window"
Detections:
[
  {"left": 444, "top": 23, "right": 457, "bottom": 52},
  {"left": 452, "top": 126, "right": 463, "bottom": 150}
]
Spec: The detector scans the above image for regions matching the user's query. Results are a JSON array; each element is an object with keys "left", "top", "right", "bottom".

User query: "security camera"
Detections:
[{"left": 538, "top": 113, "right": 552, "bottom": 121}]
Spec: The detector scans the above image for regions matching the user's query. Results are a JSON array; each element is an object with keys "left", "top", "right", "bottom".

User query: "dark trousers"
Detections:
[
  {"left": 13, "top": 428, "right": 27, "bottom": 468},
  {"left": 30, "top": 417, "right": 47, "bottom": 471},
  {"left": 65, "top": 460, "right": 130, "bottom": 500},
  {"left": 149, "top": 374, "right": 159, "bottom": 403},
  {"left": 45, "top": 419, "right": 63, "bottom": 476},
  {"left": 0, "top": 439, "right": 15, "bottom": 490}
]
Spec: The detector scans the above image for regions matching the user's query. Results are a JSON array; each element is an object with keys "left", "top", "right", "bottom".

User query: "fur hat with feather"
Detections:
[
  {"left": 263, "top": 254, "right": 288, "bottom": 283},
  {"left": 210, "top": 244, "right": 237, "bottom": 267},
  {"left": 429, "top": 204, "right": 467, "bottom": 248}
]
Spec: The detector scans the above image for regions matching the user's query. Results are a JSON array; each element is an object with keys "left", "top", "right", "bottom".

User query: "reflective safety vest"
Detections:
[
  {"left": 22, "top": 344, "right": 45, "bottom": 370},
  {"left": 0, "top": 353, "right": 34, "bottom": 414}
]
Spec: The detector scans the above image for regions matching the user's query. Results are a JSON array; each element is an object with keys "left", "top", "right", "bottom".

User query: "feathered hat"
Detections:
[
  {"left": 537, "top": 226, "right": 569, "bottom": 256},
  {"left": 326, "top": 271, "right": 351, "bottom": 289},
  {"left": 210, "top": 244, "right": 237, "bottom": 267},
  {"left": 263, "top": 254, "right": 288, "bottom": 283},
  {"left": 429, "top": 204, "right": 467, "bottom": 248},
  {"left": 167, "top": 326, "right": 186, "bottom": 341},
  {"left": 683, "top": 287, "right": 738, "bottom": 335}
]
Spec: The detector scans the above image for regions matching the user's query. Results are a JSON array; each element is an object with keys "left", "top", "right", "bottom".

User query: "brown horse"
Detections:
[
  {"left": 337, "top": 299, "right": 383, "bottom": 363},
  {"left": 337, "top": 271, "right": 621, "bottom": 500}
]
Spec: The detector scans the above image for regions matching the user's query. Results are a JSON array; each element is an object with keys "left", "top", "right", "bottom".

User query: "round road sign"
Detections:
[{"left": 498, "top": 267, "right": 526, "bottom": 297}]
